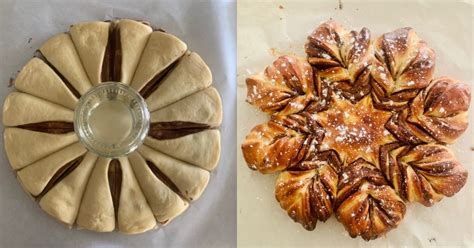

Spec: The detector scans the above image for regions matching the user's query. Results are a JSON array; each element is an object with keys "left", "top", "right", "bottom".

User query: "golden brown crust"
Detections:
[
  {"left": 371, "top": 27, "right": 435, "bottom": 110},
  {"left": 408, "top": 77, "right": 470, "bottom": 143},
  {"left": 385, "top": 108, "right": 436, "bottom": 144},
  {"left": 246, "top": 56, "right": 319, "bottom": 115},
  {"left": 305, "top": 20, "right": 373, "bottom": 103},
  {"left": 242, "top": 20, "right": 471, "bottom": 240},
  {"left": 275, "top": 151, "right": 340, "bottom": 230},
  {"left": 241, "top": 113, "right": 324, "bottom": 174},
  {"left": 335, "top": 159, "right": 406, "bottom": 240},
  {"left": 386, "top": 77, "right": 470, "bottom": 144},
  {"left": 317, "top": 95, "right": 395, "bottom": 166},
  {"left": 379, "top": 143, "right": 467, "bottom": 206}
]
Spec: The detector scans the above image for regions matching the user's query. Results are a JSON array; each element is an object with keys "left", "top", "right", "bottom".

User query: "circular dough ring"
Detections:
[{"left": 2, "top": 19, "right": 222, "bottom": 234}]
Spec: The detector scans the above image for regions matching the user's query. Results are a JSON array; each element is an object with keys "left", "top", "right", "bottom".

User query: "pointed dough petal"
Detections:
[
  {"left": 144, "top": 129, "right": 220, "bottom": 171},
  {"left": 4, "top": 128, "right": 78, "bottom": 170},
  {"left": 150, "top": 87, "right": 222, "bottom": 127},
  {"left": 70, "top": 21, "right": 110, "bottom": 85},
  {"left": 39, "top": 152, "right": 98, "bottom": 226},
  {"left": 14, "top": 58, "right": 78, "bottom": 109},
  {"left": 117, "top": 19, "right": 153, "bottom": 84},
  {"left": 39, "top": 33, "right": 92, "bottom": 95},
  {"left": 138, "top": 145, "right": 210, "bottom": 201},
  {"left": 117, "top": 157, "right": 157, "bottom": 234},
  {"left": 128, "top": 152, "right": 188, "bottom": 224},
  {"left": 17, "top": 142, "right": 86, "bottom": 196},
  {"left": 3, "top": 92, "right": 73, "bottom": 127},
  {"left": 76, "top": 157, "right": 115, "bottom": 232},
  {"left": 130, "top": 32, "right": 187, "bottom": 91},
  {"left": 146, "top": 52, "right": 212, "bottom": 112}
]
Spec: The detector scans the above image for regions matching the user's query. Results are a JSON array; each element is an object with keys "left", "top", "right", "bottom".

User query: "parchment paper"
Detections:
[
  {"left": 0, "top": 0, "right": 236, "bottom": 247},
  {"left": 237, "top": 0, "right": 473, "bottom": 247}
]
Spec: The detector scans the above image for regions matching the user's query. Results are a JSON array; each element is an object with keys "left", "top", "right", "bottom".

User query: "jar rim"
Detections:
[{"left": 74, "top": 82, "right": 150, "bottom": 158}]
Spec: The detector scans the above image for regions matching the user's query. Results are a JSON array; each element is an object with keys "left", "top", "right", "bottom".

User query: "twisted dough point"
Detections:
[
  {"left": 335, "top": 159, "right": 406, "bottom": 241},
  {"left": 371, "top": 27, "right": 435, "bottom": 110},
  {"left": 386, "top": 77, "right": 470, "bottom": 144},
  {"left": 241, "top": 113, "right": 324, "bottom": 174},
  {"left": 306, "top": 20, "right": 373, "bottom": 103},
  {"left": 380, "top": 143, "right": 468, "bottom": 206},
  {"left": 246, "top": 56, "right": 317, "bottom": 116},
  {"left": 408, "top": 77, "right": 470, "bottom": 143},
  {"left": 275, "top": 151, "right": 340, "bottom": 230}
]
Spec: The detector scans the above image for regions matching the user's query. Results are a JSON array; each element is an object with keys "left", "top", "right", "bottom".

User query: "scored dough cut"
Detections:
[
  {"left": 116, "top": 157, "right": 157, "bottom": 234},
  {"left": 128, "top": 152, "right": 189, "bottom": 224},
  {"left": 130, "top": 31, "right": 187, "bottom": 91},
  {"left": 39, "top": 33, "right": 92, "bottom": 95},
  {"left": 117, "top": 19, "right": 153, "bottom": 84},
  {"left": 146, "top": 52, "right": 212, "bottom": 112},
  {"left": 39, "top": 152, "right": 98, "bottom": 226},
  {"left": 4, "top": 128, "right": 78, "bottom": 170},
  {"left": 3, "top": 92, "right": 73, "bottom": 127},
  {"left": 150, "top": 87, "right": 222, "bottom": 127},
  {"left": 145, "top": 129, "right": 221, "bottom": 171},
  {"left": 76, "top": 157, "right": 115, "bottom": 232},
  {"left": 14, "top": 58, "right": 78, "bottom": 109},
  {"left": 17, "top": 142, "right": 86, "bottom": 196},
  {"left": 70, "top": 21, "right": 110, "bottom": 86},
  {"left": 138, "top": 145, "right": 210, "bottom": 201}
]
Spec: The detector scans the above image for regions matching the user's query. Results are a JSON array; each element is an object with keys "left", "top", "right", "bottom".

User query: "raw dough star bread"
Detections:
[
  {"left": 241, "top": 20, "right": 470, "bottom": 241},
  {"left": 2, "top": 19, "right": 222, "bottom": 234}
]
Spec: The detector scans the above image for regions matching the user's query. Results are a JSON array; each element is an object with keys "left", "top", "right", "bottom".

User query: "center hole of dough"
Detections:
[{"left": 88, "top": 99, "right": 133, "bottom": 144}]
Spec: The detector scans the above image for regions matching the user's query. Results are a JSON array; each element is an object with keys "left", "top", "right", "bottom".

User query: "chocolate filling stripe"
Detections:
[
  {"left": 35, "top": 50, "right": 81, "bottom": 99},
  {"left": 17, "top": 121, "right": 74, "bottom": 134},
  {"left": 139, "top": 56, "right": 182, "bottom": 99},
  {"left": 371, "top": 197, "right": 396, "bottom": 225},
  {"left": 148, "top": 121, "right": 210, "bottom": 140},
  {"left": 35, "top": 154, "right": 86, "bottom": 200},
  {"left": 101, "top": 22, "right": 113, "bottom": 82},
  {"left": 145, "top": 160, "right": 188, "bottom": 201},
  {"left": 154, "top": 28, "right": 166, "bottom": 32},
  {"left": 404, "top": 116, "right": 441, "bottom": 144},
  {"left": 108, "top": 159, "right": 122, "bottom": 220},
  {"left": 423, "top": 90, "right": 442, "bottom": 114},
  {"left": 101, "top": 22, "right": 122, "bottom": 83}
]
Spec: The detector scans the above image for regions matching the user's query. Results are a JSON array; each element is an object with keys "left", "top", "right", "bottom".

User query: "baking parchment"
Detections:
[
  {"left": 237, "top": 0, "right": 473, "bottom": 247},
  {"left": 0, "top": 0, "right": 236, "bottom": 247}
]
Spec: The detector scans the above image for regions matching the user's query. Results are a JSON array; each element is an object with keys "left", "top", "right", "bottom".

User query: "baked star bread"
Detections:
[
  {"left": 241, "top": 20, "right": 470, "bottom": 241},
  {"left": 3, "top": 19, "right": 222, "bottom": 234}
]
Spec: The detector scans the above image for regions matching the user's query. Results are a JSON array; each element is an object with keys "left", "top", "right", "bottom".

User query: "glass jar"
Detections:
[{"left": 74, "top": 82, "right": 150, "bottom": 158}]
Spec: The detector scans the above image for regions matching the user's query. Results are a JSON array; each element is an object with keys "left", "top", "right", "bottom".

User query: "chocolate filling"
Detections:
[
  {"left": 101, "top": 22, "right": 122, "bottom": 82},
  {"left": 113, "top": 26, "right": 122, "bottom": 82},
  {"left": 35, "top": 154, "right": 85, "bottom": 199},
  {"left": 17, "top": 121, "right": 74, "bottom": 134},
  {"left": 139, "top": 57, "right": 181, "bottom": 99},
  {"left": 153, "top": 28, "right": 166, "bottom": 32},
  {"left": 108, "top": 159, "right": 122, "bottom": 219},
  {"left": 35, "top": 50, "right": 81, "bottom": 99},
  {"left": 148, "top": 121, "right": 210, "bottom": 140},
  {"left": 145, "top": 160, "right": 187, "bottom": 200}
]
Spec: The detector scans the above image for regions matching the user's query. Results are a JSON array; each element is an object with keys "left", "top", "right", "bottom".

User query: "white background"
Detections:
[
  {"left": 0, "top": 0, "right": 236, "bottom": 247},
  {"left": 237, "top": 0, "right": 473, "bottom": 247}
]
